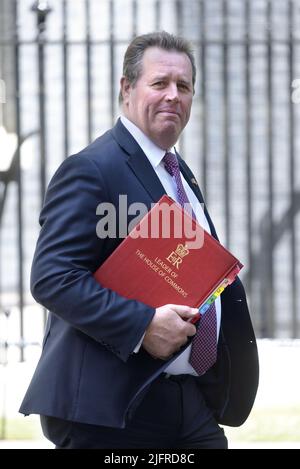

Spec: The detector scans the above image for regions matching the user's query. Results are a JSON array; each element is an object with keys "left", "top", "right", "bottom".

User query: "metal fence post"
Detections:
[{"left": 31, "top": 0, "right": 52, "bottom": 330}]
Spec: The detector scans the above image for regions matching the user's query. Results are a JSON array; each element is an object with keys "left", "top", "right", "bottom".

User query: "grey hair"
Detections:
[{"left": 119, "top": 31, "right": 196, "bottom": 104}]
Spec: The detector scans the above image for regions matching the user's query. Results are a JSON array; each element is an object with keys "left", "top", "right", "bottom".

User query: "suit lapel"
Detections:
[
  {"left": 178, "top": 155, "right": 219, "bottom": 241},
  {"left": 126, "top": 149, "right": 166, "bottom": 202},
  {"left": 112, "top": 119, "right": 166, "bottom": 202},
  {"left": 179, "top": 159, "right": 204, "bottom": 202}
]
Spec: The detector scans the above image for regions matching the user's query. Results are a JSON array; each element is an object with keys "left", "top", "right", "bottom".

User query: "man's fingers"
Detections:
[
  {"left": 169, "top": 304, "right": 198, "bottom": 336},
  {"left": 168, "top": 304, "right": 199, "bottom": 319},
  {"left": 144, "top": 304, "right": 198, "bottom": 358}
]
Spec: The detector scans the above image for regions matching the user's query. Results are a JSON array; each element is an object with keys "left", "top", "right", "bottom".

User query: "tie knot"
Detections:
[{"left": 163, "top": 152, "right": 179, "bottom": 177}]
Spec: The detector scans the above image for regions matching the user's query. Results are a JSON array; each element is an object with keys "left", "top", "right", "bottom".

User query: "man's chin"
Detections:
[
  {"left": 152, "top": 126, "right": 180, "bottom": 149},
  {"left": 157, "top": 119, "right": 180, "bottom": 132}
]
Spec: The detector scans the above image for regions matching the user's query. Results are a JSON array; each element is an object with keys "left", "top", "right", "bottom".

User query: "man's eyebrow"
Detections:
[
  {"left": 150, "top": 75, "right": 168, "bottom": 81},
  {"left": 150, "top": 75, "right": 191, "bottom": 84},
  {"left": 178, "top": 79, "right": 191, "bottom": 85}
]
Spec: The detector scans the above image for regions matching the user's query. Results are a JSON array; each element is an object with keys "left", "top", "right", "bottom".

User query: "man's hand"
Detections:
[{"left": 142, "top": 304, "right": 198, "bottom": 360}]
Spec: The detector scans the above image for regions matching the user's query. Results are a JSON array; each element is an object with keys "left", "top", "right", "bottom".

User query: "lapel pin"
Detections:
[{"left": 191, "top": 178, "right": 198, "bottom": 186}]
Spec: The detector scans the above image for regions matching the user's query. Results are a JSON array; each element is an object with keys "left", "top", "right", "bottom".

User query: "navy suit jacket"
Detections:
[{"left": 20, "top": 119, "right": 259, "bottom": 428}]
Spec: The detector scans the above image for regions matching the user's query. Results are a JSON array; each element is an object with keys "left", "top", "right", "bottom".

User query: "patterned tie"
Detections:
[{"left": 163, "top": 152, "right": 217, "bottom": 375}]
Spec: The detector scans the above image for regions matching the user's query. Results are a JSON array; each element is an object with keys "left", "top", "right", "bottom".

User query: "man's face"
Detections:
[{"left": 121, "top": 47, "right": 194, "bottom": 150}]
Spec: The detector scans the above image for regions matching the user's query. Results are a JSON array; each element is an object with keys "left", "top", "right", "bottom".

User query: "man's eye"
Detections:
[{"left": 178, "top": 83, "right": 189, "bottom": 91}]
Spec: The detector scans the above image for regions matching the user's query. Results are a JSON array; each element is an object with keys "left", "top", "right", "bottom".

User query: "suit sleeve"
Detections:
[{"left": 30, "top": 154, "right": 155, "bottom": 362}]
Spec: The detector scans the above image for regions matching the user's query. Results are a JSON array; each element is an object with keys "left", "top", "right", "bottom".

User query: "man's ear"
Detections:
[{"left": 120, "top": 76, "right": 131, "bottom": 103}]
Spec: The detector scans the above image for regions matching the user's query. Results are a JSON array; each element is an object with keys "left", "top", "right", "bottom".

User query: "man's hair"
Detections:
[{"left": 119, "top": 31, "right": 196, "bottom": 103}]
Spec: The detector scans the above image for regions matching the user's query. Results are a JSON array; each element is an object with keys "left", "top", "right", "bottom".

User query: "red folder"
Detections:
[{"left": 94, "top": 195, "right": 243, "bottom": 321}]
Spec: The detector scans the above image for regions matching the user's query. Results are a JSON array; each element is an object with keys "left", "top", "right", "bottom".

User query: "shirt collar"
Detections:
[{"left": 120, "top": 115, "right": 177, "bottom": 169}]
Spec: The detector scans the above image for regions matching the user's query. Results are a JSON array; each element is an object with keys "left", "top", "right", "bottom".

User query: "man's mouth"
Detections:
[{"left": 158, "top": 110, "right": 180, "bottom": 117}]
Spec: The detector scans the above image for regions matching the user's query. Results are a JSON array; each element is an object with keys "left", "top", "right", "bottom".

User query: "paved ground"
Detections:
[
  {"left": 0, "top": 439, "right": 300, "bottom": 449},
  {"left": 1, "top": 339, "right": 300, "bottom": 449}
]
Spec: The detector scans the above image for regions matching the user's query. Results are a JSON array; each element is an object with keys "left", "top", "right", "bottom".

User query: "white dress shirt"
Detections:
[{"left": 120, "top": 116, "right": 221, "bottom": 376}]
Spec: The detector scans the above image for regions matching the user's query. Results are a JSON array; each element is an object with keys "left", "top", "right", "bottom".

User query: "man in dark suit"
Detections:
[{"left": 20, "top": 31, "right": 259, "bottom": 449}]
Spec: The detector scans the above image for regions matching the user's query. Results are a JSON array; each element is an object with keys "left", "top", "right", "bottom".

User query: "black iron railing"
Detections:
[{"left": 0, "top": 0, "right": 299, "bottom": 362}]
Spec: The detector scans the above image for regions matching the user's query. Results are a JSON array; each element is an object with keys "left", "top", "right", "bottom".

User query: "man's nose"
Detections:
[{"left": 165, "top": 83, "right": 179, "bottom": 102}]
